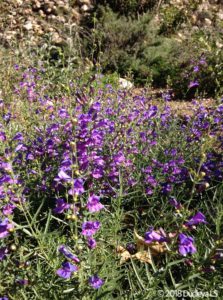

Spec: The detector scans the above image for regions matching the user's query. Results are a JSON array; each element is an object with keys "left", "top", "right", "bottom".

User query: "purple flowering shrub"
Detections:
[
  {"left": 170, "top": 51, "right": 223, "bottom": 99},
  {"left": 0, "top": 63, "right": 222, "bottom": 298}
]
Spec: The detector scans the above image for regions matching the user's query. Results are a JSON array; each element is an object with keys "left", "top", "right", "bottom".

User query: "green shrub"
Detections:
[
  {"left": 159, "top": 6, "right": 186, "bottom": 35},
  {"left": 169, "top": 28, "right": 223, "bottom": 99},
  {"left": 84, "top": 6, "right": 182, "bottom": 86},
  {"left": 94, "top": 0, "right": 157, "bottom": 16}
]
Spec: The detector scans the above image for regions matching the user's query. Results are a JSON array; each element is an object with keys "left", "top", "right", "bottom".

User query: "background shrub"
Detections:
[
  {"left": 82, "top": 3, "right": 223, "bottom": 99},
  {"left": 93, "top": 0, "right": 157, "bottom": 16},
  {"left": 84, "top": 6, "right": 183, "bottom": 86}
]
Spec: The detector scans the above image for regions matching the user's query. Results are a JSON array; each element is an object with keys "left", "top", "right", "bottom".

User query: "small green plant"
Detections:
[{"left": 159, "top": 6, "right": 186, "bottom": 35}]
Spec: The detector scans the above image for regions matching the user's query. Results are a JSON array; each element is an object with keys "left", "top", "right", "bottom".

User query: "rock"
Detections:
[
  {"left": 39, "top": 10, "right": 46, "bottom": 17},
  {"left": 81, "top": 4, "right": 90, "bottom": 12},
  {"left": 56, "top": 16, "right": 66, "bottom": 23},
  {"left": 57, "top": 1, "right": 65, "bottom": 7},
  {"left": 191, "top": 14, "right": 197, "bottom": 24},
  {"left": 72, "top": 8, "right": 80, "bottom": 20},
  {"left": 216, "top": 41, "right": 223, "bottom": 48},
  {"left": 15, "top": 0, "right": 23, "bottom": 5},
  {"left": 177, "top": 32, "right": 186, "bottom": 40},
  {"left": 46, "top": 8, "right": 52, "bottom": 14},
  {"left": 24, "top": 9, "right": 33, "bottom": 15},
  {"left": 34, "top": 1, "right": 41, "bottom": 9},
  {"left": 217, "top": 11, "right": 223, "bottom": 20},
  {"left": 78, "top": 0, "right": 91, "bottom": 4},
  {"left": 23, "top": 21, "right": 33, "bottom": 30},
  {"left": 119, "top": 78, "right": 133, "bottom": 90},
  {"left": 204, "top": 18, "right": 212, "bottom": 25},
  {"left": 36, "top": 28, "right": 44, "bottom": 35},
  {"left": 51, "top": 32, "right": 63, "bottom": 44}
]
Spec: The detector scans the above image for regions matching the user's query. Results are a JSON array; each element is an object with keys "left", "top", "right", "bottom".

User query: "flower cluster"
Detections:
[{"left": 0, "top": 65, "right": 222, "bottom": 297}]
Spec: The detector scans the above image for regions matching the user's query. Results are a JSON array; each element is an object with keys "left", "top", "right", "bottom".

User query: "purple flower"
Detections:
[
  {"left": 178, "top": 233, "right": 196, "bottom": 256},
  {"left": 58, "top": 108, "right": 69, "bottom": 119},
  {"left": 147, "top": 105, "right": 158, "bottom": 118},
  {"left": 82, "top": 221, "right": 101, "bottom": 237},
  {"left": 126, "top": 243, "right": 137, "bottom": 255},
  {"left": 68, "top": 178, "right": 84, "bottom": 196},
  {"left": 92, "top": 167, "right": 104, "bottom": 179},
  {"left": 146, "top": 176, "right": 157, "bottom": 187},
  {"left": 16, "top": 279, "right": 29, "bottom": 285},
  {"left": 87, "top": 237, "right": 97, "bottom": 249},
  {"left": 0, "top": 163, "right": 12, "bottom": 173},
  {"left": 185, "top": 212, "right": 207, "bottom": 227},
  {"left": 0, "top": 297, "right": 8, "bottom": 300},
  {"left": 0, "top": 132, "right": 6, "bottom": 142},
  {"left": 144, "top": 227, "right": 167, "bottom": 243},
  {"left": 14, "top": 64, "right": 19, "bottom": 70},
  {"left": 13, "top": 132, "right": 23, "bottom": 141},
  {"left": 58, "top": 245, "right": 80, "bottom": 263},
  {"left": 2, "top": 204, "right": 15, "bottom": 216},
  {"left": 56, "top": 262, "right": 78, "bottom": 279},
  {"left": 53, "top": 198, "right": 70, "bottom": 214},
  {"left": 89, "top": 275, "right": 104, "bottom": 289},
  {"left": 113, "top": 152, "right": 125, "bottom": 166},
  {"left": 0, "top": 247, "right": 8, "bottom": 261},
  {"left": 188, "top": 81, "right": 199, "bottom": 88},
  {"left": 86, "top": 195, "right": 104, "bottom": 213},
  {"left": 56, "top": 170, "right": 71, "bottom": 182},
  {"left": 169, "top": 197, "right": 181, "bottom": 210},
  {"left": 193, "top": 66, "right": 199, "bottom": 72},
  {"left": 0, "top": 218, "right": 13, "bottom": 238}
]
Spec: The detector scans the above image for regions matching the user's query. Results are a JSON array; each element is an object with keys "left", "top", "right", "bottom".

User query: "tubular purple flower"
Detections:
[
  {"left": 0, "top": 132, "right": 6, "bottom": 142},
  {"left": 53, "top": 198, "right": 70, "bottom": 214},
  {"left": 89, "top": 275, "right": 104, "bottom": 289},
  {"left": 16, "top": 279, "right": 29, "bottom": 285},
  {"left": 81, "top": 221, "right": 101, "bottom": 237},
  {"left": 178, "top": 233, "right": 196, "bottom": 256},
  {"left": 2, "top": 204, "right": 15, "bottom": 216},
  {"left": 68, "top": 178, "right": 84, "bottom": 196},
  {"left": 56, "top": 262, "right": 78, "bottom": 279},
  {"left": 185, "top": 212, "right": 207, "bottom": 227},
  {"left": 86, "top": 195, "right": 104, "bottom": 213},
  {"left": 188, "top": 81, "right": 199, "bottom": 88},
  {"left": 169, "top": 197, "right": 181, "bottom": 210},
  {"left": 87, "top": 237, "right": 97, "bottom": 249},
  {"left": 145, "top": 227, "right": 167, "bottom": 243},
  {"left": 58, "top": 245, "right": 80, "bottom": 263},
  {"left": 92, "top": 167, "right": 104, "bottom": 179},
  {"left": 0, "top": 247, "right": 8, "bottom": 261},
  {"left": 0, "top": 218, "right": 14, "bottom": 238},
  {"left": 13, "top": 132, "right": 23, "bottom": 141},
  {"left": 193, "top": 66, "right": 199, "bottom": 72},
  {"left": 55, "top": 170, "right": 71, "bottom": 182}
]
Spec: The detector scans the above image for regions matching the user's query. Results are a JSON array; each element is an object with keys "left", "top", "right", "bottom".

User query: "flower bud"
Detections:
[
  {"left": 200, "top": 171, "right": 206, "bottom": 177},
  {"left": 204, "top": 182, "right": 210, "bottom": 189},
  {"left": 10, "top": 244, "right": 17, "bottom": 251},
  {"left": 201, "top": 153, "right": 206, "bottom": 159},
  {"left": 75, "top": 170, "right": 80, "bottom": 176},
  {"left": 70, "top": 214, "right": 77, "bottom": 221},
  {"left": 71, "top": 118, "right": 78, "bottom": 125}
]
